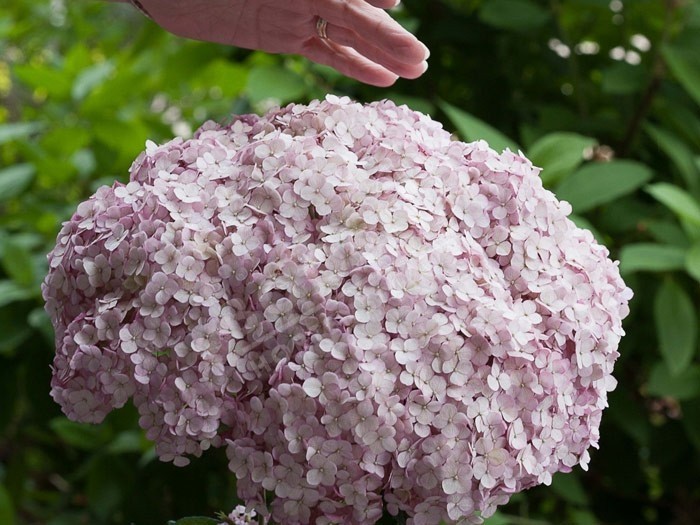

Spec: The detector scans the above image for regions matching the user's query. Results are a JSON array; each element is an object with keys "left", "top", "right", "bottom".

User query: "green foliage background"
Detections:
[{"left": 1, "top": 0, "right": 700, "bottom": 524}]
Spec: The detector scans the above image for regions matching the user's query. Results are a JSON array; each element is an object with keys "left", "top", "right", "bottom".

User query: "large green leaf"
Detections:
[
  {"left": 550, "top": 472, "right": 589, "bottom": 506},
  {"left": 13, "top": 63, "right": 72, "bottom": 99},
  {"left": 0, "top": 237, "right": 35, "bottom": 288},
  {"left": 686, "top": 242, "right": 700, "bottom": 283},
  {"left": 647, "top": 362, "right": 700, "bottom": 400},
  {"left": 0, "top": 280, "right": 34, "bottom": 307},
  {"left": 618, "top": 243, "right": 686, "bottom": 274},
  {"left": 645, "top": 124, "right": 700, "bottom": 193},
  {"left": 555, "top": 160, "right": 653, "bottom": 213},
  {"left": 480, "top": 512, "right": 510, "bottom": 525},
  {"left": 646, "top": 182, "right": 700, "bottom": 226},
  {"left": 246, "top": 65, "right": 306, "bottom": 105},
  {"left": 439, "top": 102, "right": 519, "bottom": 154},
  {"left": 50, "top": 417, "right": 110, "bottom": 450},
  {"left": 479, "top": 0, "right": 551, "bottom": 32},
  {"left": 654, "top": 280, "right": 697, "bottom": 376},
  {"left": 106, "top": 430, "right": 148, "bottom": 455},
  {"left": 570, "top": 509, "right": 602, "bottom": 525},
  {"left": 0, "top": 164, "right": 35, "bottom": 202},
  {"left": 72, "top": 61, "right": 114, "bottom": 101},
  {"left": 28, "top": 307, "right": 54, "bottom": 344},
  {"left": 193, "top": 59, "right": 248, "bottom": 98},
  {"left": 0, "top": 122, "right": 44, "bottom": 145},
  {"left": 528, "top": 132, "right": 596, "bottom": 185},
  {"left": 646, "top": 219, "right": 690, "bottom": 248},
  {"left": 662, "top": 43, "right": 700, "bottom": 108},
  {"left": 92, "top": 119, "right": 150, "bottom": 162}
]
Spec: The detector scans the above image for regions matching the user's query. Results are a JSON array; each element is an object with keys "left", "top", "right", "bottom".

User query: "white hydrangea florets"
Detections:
[{"left": 44, "top": 96, "right": 632, "bottom": 524}]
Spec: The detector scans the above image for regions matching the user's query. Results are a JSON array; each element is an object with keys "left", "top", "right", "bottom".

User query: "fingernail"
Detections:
[
  {"left": 420, "top": 43, "right": 431, "bottom": 60},
  {"left": 393, "top": 0, "right": 401, "bottom": 7},
  {"left": 419, "top": 60, "right": 429, "bottom": 74}
]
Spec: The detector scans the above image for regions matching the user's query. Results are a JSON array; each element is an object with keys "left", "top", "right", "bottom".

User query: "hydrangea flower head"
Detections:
[{"left": 44, "top": 96, "right": 632, "bottom": 524}]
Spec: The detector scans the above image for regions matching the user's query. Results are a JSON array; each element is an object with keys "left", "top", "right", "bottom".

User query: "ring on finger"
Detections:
[{"left": 316, "top": 17, "right": 329, "bottom": 40}]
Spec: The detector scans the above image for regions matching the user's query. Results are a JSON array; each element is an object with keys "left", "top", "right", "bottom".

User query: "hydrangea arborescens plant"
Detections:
[{"left": 44, "top": 96, "right": 632, "bottom": 525}]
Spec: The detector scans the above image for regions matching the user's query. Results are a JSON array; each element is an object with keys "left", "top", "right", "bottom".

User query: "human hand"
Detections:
[{"left": 127, "top": 0, "right": 430, "bottom": 87}]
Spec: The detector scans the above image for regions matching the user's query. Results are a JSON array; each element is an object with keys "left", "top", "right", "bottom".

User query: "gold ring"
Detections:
[{"left": 316, "top": 17, "right": 329, "bottom": 40}]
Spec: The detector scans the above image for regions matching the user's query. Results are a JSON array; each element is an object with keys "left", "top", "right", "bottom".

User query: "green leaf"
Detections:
[
  {"left": 106, "top": 430, "right": 147, "bottom": 454},
  {"left": 439, "top": 101, "right": 519, "bottom": 154},
  {"left": 646, "top": 219, "right": 690, "bottom": 248},
  {"left": 479, "top": 0, "right": 551, "bottom": 32},
  {"left": 92, "top": 119, "right": 150, "bottom": 162},
  {"left": 246, "top": 66, "right": 306, "bottom": 105},
  {"left": 0, "top": 122, "right": 45, "bottom": 145},
  {"left": 49, "top": 417, "right": 109, "bottom": 450},
  {"left": 646, "top": 182, "right": 700, "bottom": 226},
  {"left": 686, "top": 242, "right": 700, "bottom": 283},
  {"left": 194, "top": 60, "right": 248, "bottom": 98},
  {"left": 555, "top": 160, "right": 653, "bottom": 213},
  {"left": 0, "top": 484, "right": 15, "bottom": 525},
  {"left": 481, "top": 512, "right": 509, "bottom": 525},
  {"left": 40, "top": 126, "right": 91, "bottom": 156},
  {"left": 618, "top": 243, "right": 686, "bottom": 274},
  {"left": 13, "top": 63, "right": 72, "bottom": 99},
  {"left": 550, "top": 472, "right": 589, "bottom": 506},
  {"left": 648, "top": 362, "right": 700, "bottom": 400},
  {"left": 645, "top": 124, "right": 700, "bottom": 193},
  {"left": 28, "top": 307, "right": 54, "bottom": 344},
  {"left": 0, "top": 237, "right": 35, "bottom": 287},
  {"left": 654, "top": 280, "right": 697, "bottom": 376},
  {"left": 71, "top": 149, "right": 97, "bottom": 177},
  {"left": 0, "top": 280, "right": 33, "bottom": 307},
  {"left": 72, "top": 61, "right": 114, "bottom": 101},
  {"left": 0, "top": 164, "right": 35, "bottom": 202},
  {"left": 168, "top": 518, "right": 219, "bottom": 525},
  {"left": 528, "top": 132, "right": 597, "bottom": 186},
  {"left": 658, "top": 98, "right": 700, "bottom": 151},
  {"left": 601, "top": 62, "right": 647, "bottom": 95},
  {"left": 569, "top": 509, "right": 600, "bottom": 525},
  {"left": 662, "top": 43, "right": 700, "bottom": 108}
]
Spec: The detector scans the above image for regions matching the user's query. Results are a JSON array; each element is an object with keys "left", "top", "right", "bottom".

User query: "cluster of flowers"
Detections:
[{"left": 44, "top": 96, "right": 632, "bottom": 525}]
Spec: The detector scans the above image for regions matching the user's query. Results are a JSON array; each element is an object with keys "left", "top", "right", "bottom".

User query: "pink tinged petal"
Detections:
[{"left": 303, "top": 378, "right": 322, "bottom": 398}]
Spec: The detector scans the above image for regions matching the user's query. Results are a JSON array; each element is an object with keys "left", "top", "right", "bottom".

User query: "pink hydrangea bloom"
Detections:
[{"left": 43, "top": 96, "right": 632, "bottom": 524}]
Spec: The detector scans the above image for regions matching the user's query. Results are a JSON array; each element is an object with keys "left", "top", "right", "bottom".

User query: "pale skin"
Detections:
[{"left": 111, "top": 0, "right": 430, "bottom": 87}]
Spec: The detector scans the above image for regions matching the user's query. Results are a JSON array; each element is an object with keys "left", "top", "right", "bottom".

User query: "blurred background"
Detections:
[{"left": 1, "top": 0, "right": 699, "bottom": 524}]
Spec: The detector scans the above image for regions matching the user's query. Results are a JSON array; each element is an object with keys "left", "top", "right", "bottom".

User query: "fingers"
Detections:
[
  {"left": 312, "top": 0, "right": 429, "bottom": 66},
  {"left": 364, "top": 0, "right": 400, "bottom": 8},
  {"left": 324, "top": 23, "right": 427, "bottom": 79},
  {"left": 300, "top": 38, "right": 399, "bottom": 87}
]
